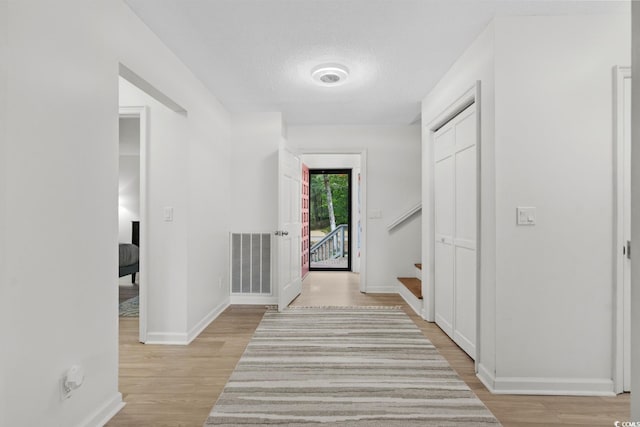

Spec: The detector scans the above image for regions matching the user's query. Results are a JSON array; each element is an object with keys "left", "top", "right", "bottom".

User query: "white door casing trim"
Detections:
[
  {"left": 613, "top": 65, "right": 632, "bottom": 394},
  {"left": 119, "top": 106, "right": 148, "bottom": 344}
]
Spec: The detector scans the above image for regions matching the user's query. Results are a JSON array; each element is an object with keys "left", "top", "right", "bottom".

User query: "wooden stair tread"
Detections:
[
  {"left": 415, "top": 263, "right": 422, "bottom": 270},
  {"left": 397, "top": 277, "right": 422, "bottom": 300}
]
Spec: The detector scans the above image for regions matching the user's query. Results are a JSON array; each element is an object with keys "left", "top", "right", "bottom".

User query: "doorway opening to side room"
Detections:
[{"left": 117, "top": 109, "right": 144, "bottom": 334}]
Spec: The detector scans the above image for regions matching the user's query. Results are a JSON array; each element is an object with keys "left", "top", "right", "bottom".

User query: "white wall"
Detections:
[
  {"left": 423, "top": 13, "right": 631, "bottom": 395},
  {"left": 631, "top": 0, "right": 640, "bottom": 418},
  {"left": 186, "top": 82, "right": 232, "bottom": 336},
  {"left": 493, "top": 14, "right": 629, "bottom": 394},
  {"left": 230, "top": 113, "right": 282, "bottom": 232},
  {"left": 1, "top": 1, "right": 230, "bottom": 426},
  {"left": 289, "top": 126, "right": 422, "bottom": 292},
  {"left": 421, "top": 22, "right": 496, "bottom": 372},
  {"left": 118, "top": 117, "right": 140, "bottom": 243},
  {"left": 0, "top": 2, "right": 7, "bottom": 425}
]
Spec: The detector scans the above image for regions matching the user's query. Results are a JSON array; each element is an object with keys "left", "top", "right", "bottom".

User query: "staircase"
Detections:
[{"left": 397, "top": 263, "right": 422, "bottom": 316}]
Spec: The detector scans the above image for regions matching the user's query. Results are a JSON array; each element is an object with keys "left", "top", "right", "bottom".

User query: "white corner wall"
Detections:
[
  {"left": 230, "top": 113, "right": 283, "bottom": 232},
  {"left": 288, "top": 126, "right": 422, "bottom": 292},
  {"left": 1, "top": 1, "right": 231, "bottom": 426},
  {"left": 421, "top": 22, "right": 496, "bottom": 374},
  {"left": 492, "top": 14, "right": 630, "bottom": 395},
  {"left": 186, "top": 85, "right": 232, "bottom": 338},
  {"left": 228, "top": 112, "right": 283, "bottom": 306},
  {"left": 423, "top": 12, "right": 631, "bottom": 396},
  {"left": 0, "top": 2, "right": 7, "bottom": 425}
]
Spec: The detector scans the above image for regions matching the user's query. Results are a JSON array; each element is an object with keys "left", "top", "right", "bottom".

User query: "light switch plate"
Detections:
[
  {"left": 368, "top": 209, "right": 382, "bottom": 219},
  {"left": 516, "top": 207, "right": 536, "bottom": 225}
]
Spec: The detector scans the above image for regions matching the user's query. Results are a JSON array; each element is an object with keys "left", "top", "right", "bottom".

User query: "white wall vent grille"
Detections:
[{"left": 230, "top": 233, "right": 272, "bottom": 294}]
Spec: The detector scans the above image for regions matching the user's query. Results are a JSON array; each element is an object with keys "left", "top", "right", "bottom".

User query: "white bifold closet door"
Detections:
[{"left": 434, "top": 103, "right": 477, "bottom": 359}]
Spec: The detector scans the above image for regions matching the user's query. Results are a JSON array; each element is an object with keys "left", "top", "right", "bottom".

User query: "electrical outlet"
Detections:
[
  {"left": 60, "top": 377, "right": 72, "bottom": 400},
  {"left": 60, "top": 365, "right": 84, "bottom": 400},
  {"left": 163, "top": 207, "right": 174, "bottom": 222}
]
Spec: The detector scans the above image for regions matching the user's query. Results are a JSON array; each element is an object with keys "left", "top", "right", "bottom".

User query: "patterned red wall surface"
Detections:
[{"left": 301, "top": 163, "right": 310, "bottom": 279}]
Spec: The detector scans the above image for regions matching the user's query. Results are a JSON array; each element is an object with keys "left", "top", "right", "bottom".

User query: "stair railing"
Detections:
[
  {"left": 310, "top": 224, "right": 348, "bottom": 263},
  {"left": 387, "top": 202, "right": 422, "bottom": 232}
]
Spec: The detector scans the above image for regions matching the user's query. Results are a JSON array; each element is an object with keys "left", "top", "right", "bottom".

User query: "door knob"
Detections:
[{"left": 627, "top": 240, "right": 632, "bottom": 259}]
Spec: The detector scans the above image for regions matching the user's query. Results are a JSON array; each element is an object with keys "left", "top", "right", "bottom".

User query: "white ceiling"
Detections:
[{"left": 125, "top": 0, "right": 628, "bottom": 126}]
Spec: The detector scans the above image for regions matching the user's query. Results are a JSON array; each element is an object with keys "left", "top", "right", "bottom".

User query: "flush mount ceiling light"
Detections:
[{"left": 311, "top": 63, "right": 350, "bottom": 86}]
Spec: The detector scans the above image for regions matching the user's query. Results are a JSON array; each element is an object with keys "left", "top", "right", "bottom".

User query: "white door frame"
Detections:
[
  {"left": 119, "top": 106, "right": 148, "bottom": 343},
  {"left": 297, "top": 149, "right": 368, "bottom": 293},
  {"left": 424, "top": 82, "right": 481, "bottom": 367},
  {"left": 613, "top": 65, "right": 631, "bottom": 393}
]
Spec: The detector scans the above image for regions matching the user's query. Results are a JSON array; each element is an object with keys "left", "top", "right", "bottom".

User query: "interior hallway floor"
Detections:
[
  {"left": 119, "top": 274, "right": 139, "bottom": 303},
  {"left": 108, "top": 272, "right": 629, "bottom": 427}
]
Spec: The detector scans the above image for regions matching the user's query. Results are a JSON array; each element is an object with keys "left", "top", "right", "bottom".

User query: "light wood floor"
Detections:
[{"left": 108, "top": 272, "right": 629, "bottom": 427}]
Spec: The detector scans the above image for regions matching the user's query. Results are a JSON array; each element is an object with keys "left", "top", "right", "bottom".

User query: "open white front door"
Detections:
[{"left": 276, "top": 146, "right": 302, "bottom": 311}]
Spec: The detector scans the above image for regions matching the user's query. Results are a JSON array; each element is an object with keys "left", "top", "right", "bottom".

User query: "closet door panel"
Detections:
[
  {"left": 434, "top": 126, "right": 455, "bottom": 162},
  {"left": 455, "top": 145, "right": 477, "bottom": 243},
  {"left": 454, "top": 246, "right": 476, "bottom": 356},
  {"left": 434, "top": 128, "right": 455, "bottom": 337},
  {"left": 454, "top": 108, "right": 476, "bottom": 152},
  {"left": 432, "top": 103, "right": 477, "bottom": 360},
  {"left": 435, "top": 242, "right": 454, "bottom": 336},
  {"left": 453, "top": 107, "right": 477, "bottom": 359},
  {"left": 435, "top": 156, "right": 454, "bottom": 238}
]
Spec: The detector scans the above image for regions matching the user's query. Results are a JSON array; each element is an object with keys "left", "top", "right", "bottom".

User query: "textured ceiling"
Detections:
[{"left": 125, "top": 0, "right": 628, "bottom": 125}]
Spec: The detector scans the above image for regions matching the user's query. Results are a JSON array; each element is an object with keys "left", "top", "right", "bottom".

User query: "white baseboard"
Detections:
[
  {"left": 477, "top": 365, "right": 615, "bottom": 396},
  {"left": 145, "top": 331, "right": 189, "bottom": 345},
  {"left": 145, "top": 298, "right": 231, "bottom": 345},
  {"left": 421, "top": 298, "right": 434, "bottom": 322},
  {"left": 229, "top": 295, "right": 277, "bottom": 305},
  {"left": 187, "top": 297, "right": 230, "bottom": 344},
  {"left": 396, "top": 282, "right": 422, "bottom": 317},
  {"left": 364, "top": 285, "right": 397, "bottom": 293},
  {"left": 477, "top": 363, "right": 496, "bottom": 391},
  {"left": 78, "top": 392, "right": 125, "bottom": 427},
  {"left": 422, "top": 307, "right": 434, "bottom": 322}
]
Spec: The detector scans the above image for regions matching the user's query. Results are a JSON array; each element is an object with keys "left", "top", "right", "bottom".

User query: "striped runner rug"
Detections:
[
  {"left": 118, "top": 295, "right": 139, "bottom": 317},
  {"left": 204, "top": 306, "right": 501, "bottom": 426}
]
